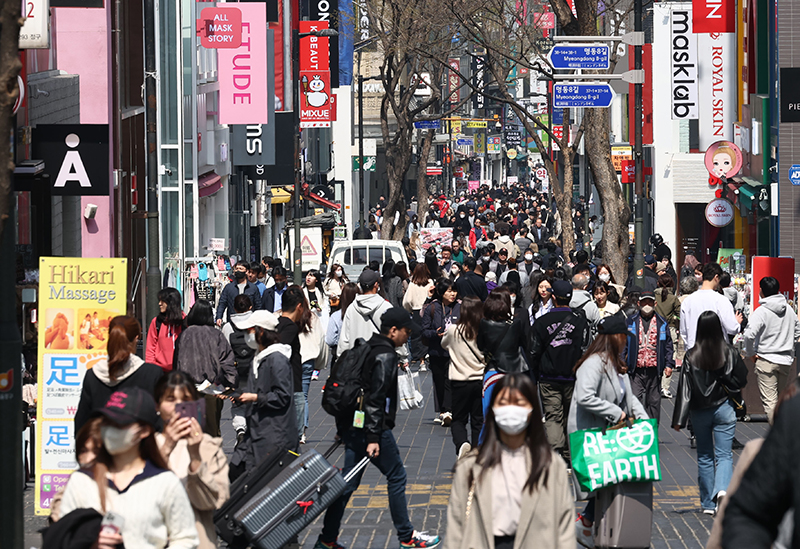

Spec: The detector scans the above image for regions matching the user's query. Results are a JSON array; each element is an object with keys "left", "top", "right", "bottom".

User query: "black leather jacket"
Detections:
[
  {"left": 672, "top": 344, "right": 748, "bottom": 428},
  {"left": 477, "top": 318, "right": 528, "bottom": 373},
  {"left": 362, "top": 334, "right": 398, "bottom": 444}
]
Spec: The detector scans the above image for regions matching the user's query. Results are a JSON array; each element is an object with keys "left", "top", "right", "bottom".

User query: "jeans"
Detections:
[
  {"left": 755, "top": 357, "right": 792, "bottom": 424},
  {"left": 429, "top": 355, "right": 452, "bottom": 414},
  {"left": 302, "top": 360, "right": 315, "bottom": 429},
  {"left": 293, "top": 392, "right": 305, "bottom": 438},
  {"left": 690, "top": 401, "right": 736, "bottom": 510},
  {"left": 451, "top": 380, "right": 483, "bottom": 452},
  {"left": 320, "top": 429, "right": 414, "bottom": 544}
]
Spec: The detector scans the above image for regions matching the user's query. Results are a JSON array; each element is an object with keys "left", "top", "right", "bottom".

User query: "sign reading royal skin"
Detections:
[
  {"left": 705, "top": 198, "right": 735, "bottom": 227},
  {"left": 35, "top": 257, "right": 128, "bottom": 515},
  {"left": 670, "top": 9, "right": 698, "bottom": 120},
  {"left": 697, "top": 32, "right": 735, "bottom": 149},
  {"left": 33, "top": 125, "right": 109, "bottom": 196},
  {"left": 693, "top": 0, "right": 735, "bottom": 34},
  {"left": 218, "top": 2, "right": 269, "bottom": 125}
]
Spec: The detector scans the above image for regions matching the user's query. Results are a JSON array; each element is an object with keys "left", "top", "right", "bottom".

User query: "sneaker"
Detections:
[
  {"left": 418, "top": 362, "right": 428, "bottom": 372},
  {"left": 313, "top": 540, "right": 346, "bottom": 549},
  {"left": 661, "top": 389, "right": 673, "bottom": 399},
  {"left": 690, "top": 435, "right": 696, "bottom": 449},
  {"left": 311, "top": 370, "right": 320, "bottom": 381},
  {"left": 235, "top": 431, "right": 245, "bottom": 446},
  {"left": 300, "top": 432, "right": 307, "bottom": 444},
  {"left": 401, "top": 530, "right": 441, "bottom": 548},
  {"left": 732, "top": 437, "right": 744, "bottom": 450},
  {"left": 702, "top": 508, "right": 716, "bottom": 517},
  {"left": 575, "top": 515, "right": 594, "bottom": 548},
  {"left": 433, "top": 415, "right": 443, "bottom": 425},
  {"left": 714, "top": 490, "right": 727, "bottom": 513},
  {"left": 457, "top": 442, "right": 471, "bottom": 459},
  {"left": 441, "top": 412, "right": 452, "bottom": 427}
]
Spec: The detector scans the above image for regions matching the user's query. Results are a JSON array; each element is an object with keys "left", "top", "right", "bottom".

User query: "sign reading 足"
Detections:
[{"left": 35, "top": 257, "right": 128, "bottom": 515}]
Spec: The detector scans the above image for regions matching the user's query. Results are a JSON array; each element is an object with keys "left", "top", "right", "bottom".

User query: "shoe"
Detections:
[
  {"left": 235, "top": 431, "right": 245, "bottom": 446},
  {"left": 401, "top": 530, "right": 441, "bottom": 548},
  {"left": 300, "top": 432, "right": 307, "bottom": 444},
  {"left": 311, "top": 370, "right": 320, "bottom": 381},
  {"left": 313, "top": 540, "right": 346, "bottom": 549},
  {"left": 690, "top": 436, "right": 696, "bottom": 449},
  {"left": 714, "top": 490, "right": 727, "bottom": 513},
  {"left": 732, "top": 437, "right": 744, "bottom": 450},
  {"left": 661, "top": 389, "right": 673, "bottom": 398},
  {"left": 418, "top": 362, "right": 428, "bottom": 372},
  {"left": 433, "top": 415, "right": 443, "bottom": 425},
  {"left": 441, "top": 412, "right": 452, "bottom": 427},
  {"left": 575, "top": 515, "right": 594, "bottom": 548},
  {"left": 702, "top": 508, "right": 716, "bottom": 517},
  {"left": 457, "top": 442, "right": 471, "bottom": 459}
]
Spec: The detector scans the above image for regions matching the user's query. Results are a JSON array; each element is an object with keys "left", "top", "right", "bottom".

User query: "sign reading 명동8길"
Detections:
[
  {"left": 35, "top": 257, "right": 128, "bottom": 515},
  {"left": 569, "top": 419, "right": 661, "bottom": 493}
]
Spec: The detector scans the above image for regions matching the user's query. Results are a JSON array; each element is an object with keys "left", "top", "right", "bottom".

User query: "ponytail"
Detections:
[{"left": 106, "top": 316, "right": 141, "bottom": 381}]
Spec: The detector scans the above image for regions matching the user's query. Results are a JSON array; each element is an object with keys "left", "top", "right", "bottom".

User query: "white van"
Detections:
[{"left": 327, "top": 240, "right": 409, "bottom": 280}]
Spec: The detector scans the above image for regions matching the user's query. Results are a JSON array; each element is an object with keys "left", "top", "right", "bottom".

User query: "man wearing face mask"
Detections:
[
  {"left": 262, "top": 266, "right": 289, "bottom": 313},
  {"left": 454, "top": 207, "right": 471, "bottom": 238},
  {"left": 216, "top": 261, "right": 263, "bottom": 326},
  {"left": 625, "top": 290, "right": 674, "bottom": 424}
]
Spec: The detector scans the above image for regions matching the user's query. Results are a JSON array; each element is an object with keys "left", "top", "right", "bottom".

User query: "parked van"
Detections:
[{"left": 327, "top": 240, "right": 409, "bottom": 280}]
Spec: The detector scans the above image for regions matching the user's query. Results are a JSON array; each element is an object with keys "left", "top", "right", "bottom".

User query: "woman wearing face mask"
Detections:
[
  {"left": 59, "top": 387, "right": 199, "bottom": 549},
  {"left": 449, "top": 262, "right": 463, "bottom": 281},
  {"left": 593, "top": 281, "right": 620, "bottom": 318},
  {"left": 75, "top": 316, "right": 163, "bottom": 433},
  {"left": 146, "top": 287, "right": 185, "bottom": 371},
  {"left": 444, "top": 373, "right": 575, "bottom": 549},
  {"left": 323, "top": 264, "right": 349, "bottom": 306},
  {"left": 155, "top": 372, "right": 229, "bottom": 548},
  {"left": 568, "top": 313, "right": 648, "bottom": 548},
  {"left": 325, "top": 282, "right": 360, "bottom": 363},
  {"left": 230, "top": 310, "right": 297, "bottom": 471},
  {"left": 422, "top": 278, "right": 461, "bottom": 427},
  {"left": 596, "top": 263, "right": 624, "bottom": 297}
]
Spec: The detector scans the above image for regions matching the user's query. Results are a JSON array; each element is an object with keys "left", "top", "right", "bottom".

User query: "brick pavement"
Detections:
[{"left": 22, "top": 370, "right": 770, "bottom": 549}]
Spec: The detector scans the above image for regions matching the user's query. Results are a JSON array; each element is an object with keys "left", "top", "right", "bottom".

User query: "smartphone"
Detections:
[
  {"left": 175, "top": 399, "right": 206, "bottom": 426},
  {"left": 221, "top": 387, "right": 242, "bottom": 397},
  {"left": 100, "top": 511, "right": 125, "bottom": 535}
]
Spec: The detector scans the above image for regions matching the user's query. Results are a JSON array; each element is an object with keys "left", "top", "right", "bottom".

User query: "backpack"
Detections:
[
  {"left": 321, "top": 338, "right": 373, "bottom": 419},
  {"left": 229, "top": 325, "right": 256, "bottom": 367}
]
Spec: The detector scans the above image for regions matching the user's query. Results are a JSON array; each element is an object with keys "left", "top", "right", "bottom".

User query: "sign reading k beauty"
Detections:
[
  {"left": 692, "top": 0, "right": 734, "bottom": 33},
  {"left": 299, "top": 20, "right": 332, "bottom": 128}
]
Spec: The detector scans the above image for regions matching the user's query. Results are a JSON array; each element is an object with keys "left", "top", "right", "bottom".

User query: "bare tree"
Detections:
[
  {"left": 0, "top": 0, "right": 22, "bottom": 238},
  {"left": 415, "top": 128, "right": 435, "bottom": 220}
]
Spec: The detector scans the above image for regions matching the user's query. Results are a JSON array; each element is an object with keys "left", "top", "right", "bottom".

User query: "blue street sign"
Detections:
[
  {"left": 790, "top": 165, "right": 800, "bottom": 186},
  {"left": 552, "top": 108, "right": 564, "bottom": 125},
  {"left": 553, "top": 83, "right": 615, "bottom": 108},
  {"left": 456, "top": 138, "right": 474, "bottom": 146},
  {"left": 548, "top": 44, "right": 611, "bottom": 70},
  {"left": 414, "top": 120, "right": 441, "bottom": 129}
]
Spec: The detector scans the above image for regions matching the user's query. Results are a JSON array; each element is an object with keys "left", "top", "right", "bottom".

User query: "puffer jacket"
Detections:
[
  {"left": 477, "top": 318, "right": 528, "bottom": 373},
  {"left": 672, "top": 343, "right": 748, "bottom": 428}
]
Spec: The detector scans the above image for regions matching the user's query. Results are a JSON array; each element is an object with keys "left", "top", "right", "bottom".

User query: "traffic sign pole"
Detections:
[{"left": 633, "top": 0, "right": 645, "bottom": 287}]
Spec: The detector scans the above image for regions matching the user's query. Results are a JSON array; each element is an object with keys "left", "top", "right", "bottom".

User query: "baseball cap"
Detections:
[
  {"left": 597, "top": 313, "right": 628, "bottom": 335},
  {"left": 94, "top": 387, "right": 159, "bottom": 427},
  {"left": 639, "top": 290, "right": 655, "bottom": 301},
  {"left": 644, "top": 254, "right": 655, "bottom": 265},
  {"left": 552, "top": 280, "right": 573, "bottom": 299},
  {"left": 358, "top": 268, "right": 380, "bottom": 287},
  {"left": 380, "top": 307, "right": 422, "bottom": 335},
  {"left": 232, "top": 309, "right": 279, "bottom": 331},
  {"left": 499, "top": 248, "right": 509, "bottom": 256}
]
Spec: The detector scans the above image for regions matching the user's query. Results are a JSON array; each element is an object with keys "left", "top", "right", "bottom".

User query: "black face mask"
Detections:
[
  {"left": 275, "top": 281, "right": 286, "bottom": 291},
  {"left": 234, "top": 271, "right": 246, "bottom": 281}
]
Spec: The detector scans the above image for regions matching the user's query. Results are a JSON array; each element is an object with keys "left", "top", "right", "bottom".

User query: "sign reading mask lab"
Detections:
[
  {"left": 670, "top": 10, "right": 698, "bottom": 120},
  {"left": 33, "top": 125, "right": 109, "bottom": 196},
  {"left": 705, "top": 198, "right": 734, "bottom": 227}
]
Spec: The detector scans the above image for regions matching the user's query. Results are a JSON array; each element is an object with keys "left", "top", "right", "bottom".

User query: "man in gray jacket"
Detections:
[
  {"left": 743, "top": 276, "right": 800, "bottom": 424},
  {"left": 570, "top": 273, "right": 601, "bottom": 327},
  {"left": 337, "top": 269, "right": 392, "bottom": 356}
]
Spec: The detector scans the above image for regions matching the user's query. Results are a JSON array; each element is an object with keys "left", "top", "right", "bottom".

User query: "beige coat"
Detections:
[
  {"left": 444, "top": 450, "right": 575, "bottom": 549},
  {"left": 156, "top": 433, "right": 230, "bottom": 549}
]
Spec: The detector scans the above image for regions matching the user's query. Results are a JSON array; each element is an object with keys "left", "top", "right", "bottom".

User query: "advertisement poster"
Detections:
[
  {"left": 751, "top": 256, "right": 794, "bottom": 310},
  {"left": 419, "top": 228, "right": 454, "bottom": 251},
  {"left": 35, "top": 257, "right": 128, "bottom": 515},
  {"left": 716, "top": 248, "right": 743, "bottom": 271}
]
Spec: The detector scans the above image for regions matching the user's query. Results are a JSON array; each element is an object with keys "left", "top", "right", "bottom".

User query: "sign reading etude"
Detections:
[{"left": 33, "top": 125, "right": 109, "bottom": 196}]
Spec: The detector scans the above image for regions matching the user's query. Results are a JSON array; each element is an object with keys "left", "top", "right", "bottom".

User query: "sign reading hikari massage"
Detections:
[{"left": 35, "top": 257, "right": 128, "bottom": 515}]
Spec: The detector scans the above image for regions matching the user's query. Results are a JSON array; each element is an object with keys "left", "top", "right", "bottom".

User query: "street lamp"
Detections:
[{"left": 292, "top": 27, "right": 339, "bottom": 284}]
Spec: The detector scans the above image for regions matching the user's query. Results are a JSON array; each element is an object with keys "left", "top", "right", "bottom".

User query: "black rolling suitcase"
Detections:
[
  {"left": 215, "top": 443, "right": 369, "bottom": 549},
  {"left": 594, "top": 482, "right": 653, "bottom": 549}
]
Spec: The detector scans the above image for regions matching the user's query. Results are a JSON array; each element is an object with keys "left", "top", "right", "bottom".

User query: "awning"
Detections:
[
  {"left": 271, "top": 187, "right": 292, "bottom": 204},
  {"left": 308, "top": 192, "right": 340, "bottom": 211},
  {"left": 198, "top": 172, "right": 222, "bottom": 198}
]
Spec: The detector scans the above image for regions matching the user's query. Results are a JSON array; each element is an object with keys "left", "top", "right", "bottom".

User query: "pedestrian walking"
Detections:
[
  {"left": 454, "top": 256, "right": 488, "bottom": 301},
  {"left": 337, "top": 269, "right": 392, "bottom": 356},
  {"left": 326, "top": 282, "right": 360, "bottom": 363},
  {"left": 672, "top": 311, "right": 748, "bottom": 515},
  {"left": 679, "top": 262, "right": 742, "bottom": 350},
  {"left": 444, "top": 373, "right": 575, "bottom": 549},
  {"left": 742, "top": 276, "right": 800, "bottom": 423},
  {"left": 221, "top": 294, "right": 255, "bottom": 443},
  {"left": 403, "top": 264, "right": 434, "bottom": 369},
  {"left": 215, "top": 261, "right": 263, "bottom": 325},
  {"left": 314, "top": 308, "right": 441, "bottom": 549},
  {"left": 323, "top": 264, "right": 348, "bottom": 306},
  {"left": 422, "top": 278, "right": 461, "bottom": 426},
  {"left": 441, "top": 296, "right": 485, "bottom": 458},
  {"left": 146, "top": 287, "right": 184, "bottom": 371},
  {"left": 274, "top": 286, "right": 309, "bottom": 443},
  {"left": 383, "top": 258, "right": 405, "bottom": 309},
  {"left": 592, "top": 280, "right": 619, "bottom": 318},
  {"left": 654, "top": 274, "right": 680, "bottom": 398}
]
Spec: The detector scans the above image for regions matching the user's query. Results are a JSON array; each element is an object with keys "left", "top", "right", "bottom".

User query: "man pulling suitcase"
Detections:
[{"left": 314, "top": 307, "right": 442, "bottom": 549}]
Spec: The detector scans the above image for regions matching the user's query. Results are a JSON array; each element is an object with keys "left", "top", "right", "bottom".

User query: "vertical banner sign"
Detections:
[
  {"left": 474, "top": 132, "right": 486, "bottom": 155},
  {"left": 310, "top": 0, "right": 339, "bottom": 87},
  {"left": 448, "top": 59, "right": 461, "bottom": 103},
  {"left": 218, "top": 2, "right": 269, "bottom": 124},
  {"left": 697, "top": 32, "right": 736, "bottom": 148},
  {"left": 693, "top": 0, "right": 735, "bottom": 33},
  {"left": 628, "top": 45, "right": 653, "bottom": 144},
  {"left": 35, "top": 257, "right": 128, "bottom": 515},
  {"left": 670, "top": 9, "right": 699, "bottom": 120},
  {"left": 299, "top": 20, "right": 332, "bottom": 128},
  {"left": 472, "top": 56, "right": 485, "bottom": 110}
]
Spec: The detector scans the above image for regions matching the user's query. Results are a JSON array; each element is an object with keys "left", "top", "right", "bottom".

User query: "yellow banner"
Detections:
[
  {"left": 450, "top": 119, "right": 462, "bottom": 134},
  {"left": 35, "top": 257, "right": 128, "bottom": 515},
  {"left": 465, "top": 121, "right": 487, "bottom": 128}
]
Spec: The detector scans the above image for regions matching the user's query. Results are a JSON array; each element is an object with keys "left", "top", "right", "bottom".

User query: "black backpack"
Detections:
[
  {"left": 321, "top": 338, "right": 373, "bottom": 419},
  {"left": 229, "top": 325, "right": 256, "bottom": 367}
]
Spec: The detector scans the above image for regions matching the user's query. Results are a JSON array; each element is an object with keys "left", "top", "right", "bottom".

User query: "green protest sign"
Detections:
[{"left": 569, "top": 418, "right": 661, "bottom": 493}]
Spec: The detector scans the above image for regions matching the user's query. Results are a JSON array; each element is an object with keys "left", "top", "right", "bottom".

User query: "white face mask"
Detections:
[
  {"left": 460, "top": 213, "right": 466, "bottom": 218},
  {"left": 101, "top": 425, "right": 142, "bottom": 455},
  {"left": 599, "top": 273, "right": 611, "bottom": 282},
  {"left": 493, "top": 405, "right": 531, "bottom": 435},
  {"left": 640, "top": 304, "right": 655, "bottom": 316},
  {"left": 245, "top": 331, "right": 259, "bottom": 350},
  {"left": 335, "top": 270, "right": 343, "bottom": 278},
  {"left": 451, "top": 267, "right": 459, "bottom": 275},
  {"left": 524, "top": 254, "right": 533, "bottom": 261}
]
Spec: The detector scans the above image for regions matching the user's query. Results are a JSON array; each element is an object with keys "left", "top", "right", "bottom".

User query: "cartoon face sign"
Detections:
[
  {"left": 712, "top": 149, "right": 733, "bottom": 177},
  {"left": 308, "top": 76, "right": 326, "bottom": 92},
  {"left": 704, "top": 141, "right": 743, "bottom": 179},
  {"left": 303, "top": 74, "right": 330, "bottom": 108}
]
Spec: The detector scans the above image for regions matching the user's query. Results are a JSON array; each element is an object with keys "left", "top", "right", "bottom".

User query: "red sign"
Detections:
[
  {"left": 621, "top": 160, "right": 636, "bottom": 183},
  {"left": 299, "top": 20, "right": 330, "bottom": 71},
  {"left": 628, "top": 44, "right": 653, "bottom": 145},
  {"left": 300, "top": 71, "right": 332, "bottom": 128},
  {"left": 199, "top": 7, "right": 242, "bottom": 48},
  {"left": 751, "top": 257, "right": 795, "bottom": 311},
  {"left": 693, "top": 0, "right": 735, "bottom": 33},
  {"left": 448, "top": 59, "right": 461, "bottom": 102},
  {"left": 533, "top": 12, "right": 555, "bottom": 29}
]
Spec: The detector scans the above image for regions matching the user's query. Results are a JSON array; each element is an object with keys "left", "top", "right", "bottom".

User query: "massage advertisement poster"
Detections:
[{"left": 35, "top": 257, "right": 127, "bottom": 514}]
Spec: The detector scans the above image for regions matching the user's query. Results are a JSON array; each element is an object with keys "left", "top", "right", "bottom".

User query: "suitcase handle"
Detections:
[
  {"left": 322, "top": 439, "right": 342, "bottom": 460},
  {"left": 343, "top": 456, "right": 371, "bottom": 483}
]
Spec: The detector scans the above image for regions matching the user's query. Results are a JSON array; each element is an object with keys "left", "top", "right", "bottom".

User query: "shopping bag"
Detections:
[
  {"left": 569, "top": 418, "right": 661, "bottom": 494},
  {"left": 398, "top": 365, "right": 423, "bottom": 411}
]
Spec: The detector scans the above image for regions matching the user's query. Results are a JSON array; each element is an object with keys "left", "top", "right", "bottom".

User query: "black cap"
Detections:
[
  {"left": 499, "top": 248, "right": 509, "bottom": 256},
  {"left": 552, "top": 279, "right": 573, "bottom": 299},
  {"left": 598, "top": 313, "right": 628, "bottom": 335},
  {"left": 94, "top": 387, "right": 159, "bottom": 427},
  {"left": 380, "top": 307, "right": 422, "bottom": 336},
  {"left": 358, "top": 268, "right": 380, "bottom": 287},
  {"left": 639, "top": 290, "right": 655, "bottom": 301},
  {"left": 644, "top": 254, "right": 655, "bottom": 265}
]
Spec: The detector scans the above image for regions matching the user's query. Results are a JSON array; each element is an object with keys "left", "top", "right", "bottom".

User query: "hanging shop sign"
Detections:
[
  {"left": 780, "top": 68, "right": 800, "bottom": 123},
  {"left": 218, "top": 2, "right": 269, "bottom": 124},
  {"left": 704, "top": 197, "right": 734, "bottom": 227},
  {"left": 199, "top": 7, "right": 242, "bottom": 49},
  {"left": 670, "top": 9, "right": 698, "bottom": 120},
  {"left": 32, "top": 125, "right": 109, "bottom": 196},
  {"left": 299, "top": 20, "right": 332, "bottom": 128},
  {"left": 697, "top": 32, "right": 735, "bottom": 149},
  {"left": 34, "top": 257, "right": 128, "bottom": 515},
  {"left": 447, "top": 59, "right": 461, "bottom": 103},
  {"left": 704, "top": 140, "right": 742, "bottom": 191},
  {"left": 692, "top": 0, "right": 735, "bottom": 34},
  {"left": 19, "top": 0, "right": 50, "bottom": 49}
]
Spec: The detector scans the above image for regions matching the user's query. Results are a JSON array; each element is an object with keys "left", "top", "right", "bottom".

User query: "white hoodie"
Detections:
[
  {"left": 337, "top": 293, "right": 391, "bottom": 356},
  {"left": 743, "top": 294, "right": 800, "bottom": 365}
]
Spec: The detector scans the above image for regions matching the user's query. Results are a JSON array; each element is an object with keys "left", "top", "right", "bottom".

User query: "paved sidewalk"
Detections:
[{"left": 22, "top": 369, "right": 769, "bottom": 549}]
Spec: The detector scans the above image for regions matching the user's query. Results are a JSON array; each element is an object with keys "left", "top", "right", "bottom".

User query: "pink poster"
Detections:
[{"left": 218, "top": 2, "right": 269, "bottom": 125}]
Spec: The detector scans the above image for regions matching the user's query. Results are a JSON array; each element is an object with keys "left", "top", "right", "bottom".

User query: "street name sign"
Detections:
[
  {"left": 553, "top": 83, "right": 614, "bottom": 108},
  {"left": 548, "top": 44, "right": 610, "bottom": 70}
]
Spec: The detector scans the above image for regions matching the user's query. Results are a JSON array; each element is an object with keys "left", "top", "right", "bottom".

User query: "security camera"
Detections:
[{"left": 84, "top": 204, "right": 98, "bottom": 219}]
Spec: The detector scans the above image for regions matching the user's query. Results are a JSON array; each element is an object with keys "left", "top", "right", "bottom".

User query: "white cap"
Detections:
[{"left": 232, "top": 310, "right": 279, "bottom": 331}]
